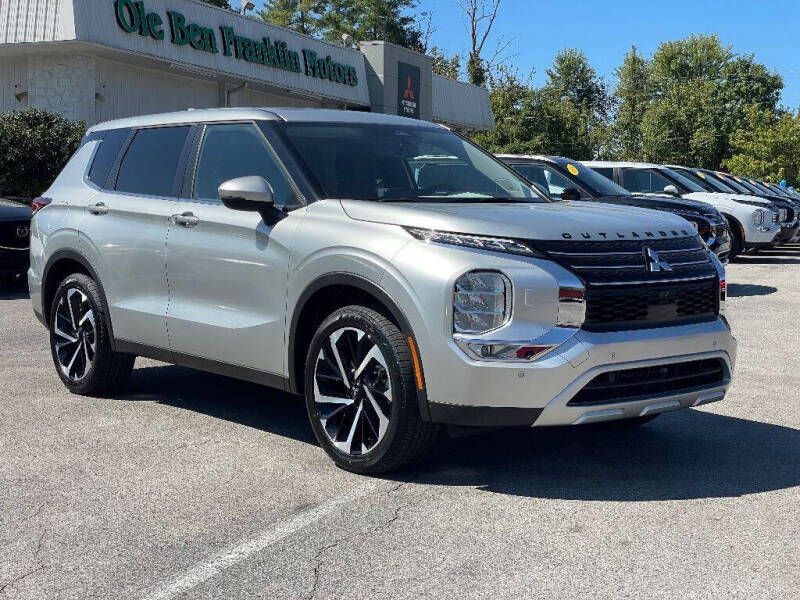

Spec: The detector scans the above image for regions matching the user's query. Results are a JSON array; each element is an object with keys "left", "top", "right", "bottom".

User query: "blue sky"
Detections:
[{"left": 422, "top": 0, "right": 800, "bottom": 109}]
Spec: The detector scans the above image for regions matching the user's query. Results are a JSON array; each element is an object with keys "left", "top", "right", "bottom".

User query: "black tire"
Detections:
[
  {"left": 587, "top": 415, "right": 659, "bottom": 429},
  {"left": 725, "top": 217, "right": 743, "bottom": 259},
  {"left": 49, "top": 273, "right": 135, "bottom": 395},
  {"left": 303, "top": 305, "right": 439, "bottom": 474}
]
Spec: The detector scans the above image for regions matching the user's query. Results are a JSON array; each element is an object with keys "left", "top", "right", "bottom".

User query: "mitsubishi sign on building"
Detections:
[{"left": 0, "top": 0, "right": 495, "bottom": 131}]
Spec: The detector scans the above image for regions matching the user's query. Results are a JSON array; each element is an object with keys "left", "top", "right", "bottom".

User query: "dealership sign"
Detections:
[
  {"left": 397, "top": 61, "right": 420, "bottom": 119},
  {"left": 113, "top": 0, "right": 359, "bottom": 87}
]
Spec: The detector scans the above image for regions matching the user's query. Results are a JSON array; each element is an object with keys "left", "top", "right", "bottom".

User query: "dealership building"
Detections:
[{"left": 0, "top": 0, "right": 495, "bottom": 131}]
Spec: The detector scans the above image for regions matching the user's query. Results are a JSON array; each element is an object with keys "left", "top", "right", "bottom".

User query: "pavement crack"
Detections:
[
  {"left": 0, "top": 565, "right": 46, "bottom": 596},
  {"left": 306, "top": 540, "right": 342, "bottom": 600}
]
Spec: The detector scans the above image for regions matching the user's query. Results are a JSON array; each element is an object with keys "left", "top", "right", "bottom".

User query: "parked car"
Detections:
[
  {"left": 0, "top": 198, "right": 32, "bottom": 283},
  {"left": 29, "top": 109, "right": 736, "bottom": 473},
  {"left": 584, "top": 161, "right": 781, "bottom": 258},
  {"left": 698, "top": 170, "right": 799, "bottom": 244},
  {"left": 499, "top": 155, "right": 731, "bottom": 262}
]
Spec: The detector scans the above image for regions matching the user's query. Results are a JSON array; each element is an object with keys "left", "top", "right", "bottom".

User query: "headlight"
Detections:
[
  {"left": 405, "top": 227, "right": 537, "bottom": 256},
  {"left": 453, "top": 271, "right": 511, "bottom": 334},
  {"left": 752, "top": 209, "right": 765, "bottom": 225}
]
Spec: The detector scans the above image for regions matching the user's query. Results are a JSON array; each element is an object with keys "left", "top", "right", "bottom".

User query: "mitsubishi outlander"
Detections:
[{"left": 29, "top": 109, "right": 736, "bottom": 473}]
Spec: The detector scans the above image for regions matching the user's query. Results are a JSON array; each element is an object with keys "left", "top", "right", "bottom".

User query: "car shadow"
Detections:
[
  {"left": 400, "top": 410, "right": 800, "bottom": 501},
  {"left": 0, "top": 280, "right": 29, "bottom": 300},
  {"left": 120, "top": 364, "right": 799, "bottom": 502},
  {"left": 726, "top": 283, "right": 777, "bottom": 297},
  {"left": 119, "top": 363, "right": 316, "bottom": 444}
]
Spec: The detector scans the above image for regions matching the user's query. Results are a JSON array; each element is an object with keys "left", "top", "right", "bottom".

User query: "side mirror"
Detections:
[
  {"left": 560, "top": 187, "right": 581, "bottom": 201},
  {"left": 218, "top": 176, "right": 284, "bottom": 225},
  {"left": 663, "top": 184, "right": 680, "bottom": 196}
]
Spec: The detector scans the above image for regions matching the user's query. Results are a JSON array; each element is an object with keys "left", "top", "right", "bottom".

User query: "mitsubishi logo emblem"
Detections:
[{"left": 644, "top": 247, "right": 673, "bottom": 272}]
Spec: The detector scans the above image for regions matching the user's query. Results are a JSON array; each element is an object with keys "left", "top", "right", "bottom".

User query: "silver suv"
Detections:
[{"left": 29, "top": 109, "right": 737, "bottom": 473}]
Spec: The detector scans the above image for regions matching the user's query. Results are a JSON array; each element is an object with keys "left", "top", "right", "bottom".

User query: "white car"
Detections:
[{"left": 584, "top": 161, "right": 781, "bottom": 257}]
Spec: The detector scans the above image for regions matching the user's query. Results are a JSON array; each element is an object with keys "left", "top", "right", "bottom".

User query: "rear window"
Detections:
[
  {"left": 87, "top": 128, "right": 130, "bottom": 189},
  {"left": 115, "top": 126, "right": 190, "bottom": 196}
]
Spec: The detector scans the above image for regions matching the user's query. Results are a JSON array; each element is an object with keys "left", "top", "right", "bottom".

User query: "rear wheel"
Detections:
[
  {"left": 49, "top": 273, "right": 134, "bottom": 395},
  {"left": 304, "top": 305, "right": 439, "bottom": 474}
]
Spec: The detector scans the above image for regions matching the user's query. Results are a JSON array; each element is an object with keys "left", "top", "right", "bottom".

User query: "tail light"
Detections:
[
  {"left": 719, "top": 279, "right": 726, "bottom": 313},
  {"left": 31, "top": 197, "right": 52, "bottom": 214}
]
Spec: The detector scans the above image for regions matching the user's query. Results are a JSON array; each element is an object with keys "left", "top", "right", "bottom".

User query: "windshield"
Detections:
[
  {"left": 712, "top": 172, "right": 752, "bottom": 194},
  {"left": 659, "top": 168, "right": 705, "bottom": 193},
  {"left": 695, "top": 170, "right": 738, "bottom": 193},
  {"left": 275, "top": 122, "right": 544, "bottom": 203},
  {"left": 566, "top": 162, "right": 632, "bottom": 196}
]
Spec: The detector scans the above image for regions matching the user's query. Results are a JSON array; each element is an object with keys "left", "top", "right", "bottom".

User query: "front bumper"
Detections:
[
  {"left": 426, "top": 318, "right": 737, "bottom": 427},
  {"left": 775, "top": 220, "right": 800, "bottom": 243}
]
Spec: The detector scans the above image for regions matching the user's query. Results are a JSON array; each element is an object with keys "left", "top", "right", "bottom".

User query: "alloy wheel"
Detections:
[
  {"left": 53, "top": 287, "right": 96, "bottom": 382},
  {"left": 313, "top": 327, "right": 393, "bottom": 456}
]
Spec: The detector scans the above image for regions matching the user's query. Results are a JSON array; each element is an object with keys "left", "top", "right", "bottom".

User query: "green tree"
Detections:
[
  {"left": 0, "top": 109, "right": 86, "bottom": 199},
  {"left": 724, "top": 106, "right": 800, "bottom": 186},
  {"left": 614, "top": 45, "right": 651, "bottom": 159},
  {"left": 543, "top": 48, "right": 614, "bottom": 157},
  {"left": 259, "top": 0, "right": 321, "bottom": 36},
  {"left": 639, "top": 34, "right": 782, "bottom": 168},
  {"left": 430, "top": 46, "right": 462, "bottom": 80},
  {"left": 317, "top": 0, "right": 423, "bottom": 49},
  {"left": 471, "top": 67, "right": 593, "bottom": 159}
]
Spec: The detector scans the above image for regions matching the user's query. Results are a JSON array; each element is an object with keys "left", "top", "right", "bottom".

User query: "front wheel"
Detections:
[
  {"left": 304, "top": 305, "right": 439, "bottom": 474},
  {"left": 49, "top": 273, "right": 135, "bottom": 395}
]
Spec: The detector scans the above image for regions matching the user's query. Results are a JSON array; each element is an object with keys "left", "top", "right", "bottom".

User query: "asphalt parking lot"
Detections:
[{"left": 1, "top": 248, "right": 798, "bottom": 600}]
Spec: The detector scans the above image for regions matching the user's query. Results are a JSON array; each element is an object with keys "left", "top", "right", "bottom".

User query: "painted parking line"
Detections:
[{"left": 140, "top": 483, "right": 377, "bottom": 600}]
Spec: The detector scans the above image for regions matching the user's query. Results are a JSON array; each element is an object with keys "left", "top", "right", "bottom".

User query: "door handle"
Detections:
[
  {"left": 171, "top": 212, "right": 199, "bottom": 227},
  {"left": 87, "top": 202, "right": 108, "bottom": 215}
]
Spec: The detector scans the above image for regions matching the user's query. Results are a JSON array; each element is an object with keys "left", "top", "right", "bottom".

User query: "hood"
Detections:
[
  {"left": 596, "top": 193, "right": 714, "bottom": 214},
  {"left": 684, "top": 191, "right": 774, "bottom": 207},
  {"left": 0, "top": 202, "right": 32, "bottom": 222},
  {"left": 340, "top": 200, "right": 696, "bottom": 242}
]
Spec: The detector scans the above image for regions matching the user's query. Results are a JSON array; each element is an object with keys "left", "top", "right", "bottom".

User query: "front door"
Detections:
[{"left": 165, "top": 122, "right": 303, "bottom": 377}]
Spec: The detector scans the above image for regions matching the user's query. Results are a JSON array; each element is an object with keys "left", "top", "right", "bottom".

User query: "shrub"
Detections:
[{"left": 0, "top": 109, "right": 86, "bottom": 200}]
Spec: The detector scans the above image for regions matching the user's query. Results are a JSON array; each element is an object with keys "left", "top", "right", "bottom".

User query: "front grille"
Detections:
[
  {"left": 584, "top": 279, "right": 717, "bottom": 330},
  {"left": 568, "top": 358, "right": 725, "bottom": 406},
  {"left": 712, "top": 223, "right": 729, "bottom": 239},
  {"left": 0, "top": 221, "right": 30, "bottom": 250},
  {"left": 529, "top": 236, "right": 719, "bottom": 330}
]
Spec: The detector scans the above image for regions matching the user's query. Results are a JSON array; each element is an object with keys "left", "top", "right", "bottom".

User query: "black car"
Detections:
[
  {"left": 498, "top": 155, "right": 731, "bottom": 262},
  {"left": 0, "top": 199, "right": 32, "bottom": 283}
]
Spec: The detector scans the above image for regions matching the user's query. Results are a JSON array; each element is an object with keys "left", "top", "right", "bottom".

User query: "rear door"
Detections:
[
  {"left": 77, "top": 125, "right": 192, "bottom": 350},
  {"left": 165, "top": 122, "right": 303, "bottom": 377}
]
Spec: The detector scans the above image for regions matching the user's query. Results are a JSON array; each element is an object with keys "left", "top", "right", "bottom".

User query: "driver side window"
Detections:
[
  {"left": 622, "top": 169, "right": 671, "bottom": 194},
  {"left": 193, "top": 124, "right": 296, "bottom": 208}
]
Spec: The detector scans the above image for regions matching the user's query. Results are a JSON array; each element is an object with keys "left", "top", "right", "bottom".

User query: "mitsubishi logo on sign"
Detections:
[
  {"left": 397, "top": 62, "right": 420, "bottom": 119},
  {"left": 644, "top": 247, "right": 673, "bottom": 272}
]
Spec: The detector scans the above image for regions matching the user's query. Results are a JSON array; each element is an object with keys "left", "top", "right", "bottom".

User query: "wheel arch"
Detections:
[
  {"left": 288, "top": 272, "right": 431, "bottom": 420},
  {"left": 42, "top": 249, "right": 117, "bottom": 350},
  {"left": 721, "top": 212, "right": 745, "bottom": 244}
]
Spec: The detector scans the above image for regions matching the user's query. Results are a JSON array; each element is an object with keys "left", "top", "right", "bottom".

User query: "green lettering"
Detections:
[
  {"left": 167, "top": 11, "right": 189, "bottom": 45},
  {"left": 147, "top": 12, "right": 163, "bottom": 40},
  {"left": 134, "top": 2, "right": 150, "bottom": 36},
  {"left": 303, "top": 49, "right": 318, "bottom": 77},
  {"left": 243, "top": 38, "right": 257, "bottom": 62},
  {"left": 188, "top": 23, "right": 204, "bottom": 50},
  {"left": 114, "top": 0, "right": 139, "bottom": 33},
  {"left": 203, "top": 27, "right": 218, "bottom": 53},
  {"left": 220, "top": 26, "right": 235, "bottom": 56}
]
